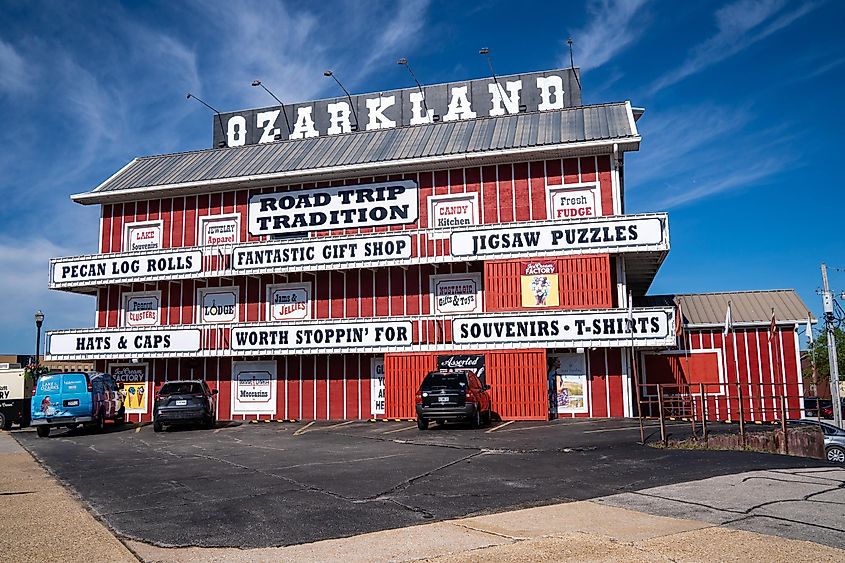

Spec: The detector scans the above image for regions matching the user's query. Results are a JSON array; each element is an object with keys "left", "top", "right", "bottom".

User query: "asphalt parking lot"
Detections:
[{"left": 13, "top": 418, "right": 829, "bottom": 549}]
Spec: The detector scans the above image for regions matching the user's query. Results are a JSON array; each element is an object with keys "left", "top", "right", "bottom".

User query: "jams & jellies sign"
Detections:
[{"left": 267, "top": 283, "right": 311, "bottom": 321}]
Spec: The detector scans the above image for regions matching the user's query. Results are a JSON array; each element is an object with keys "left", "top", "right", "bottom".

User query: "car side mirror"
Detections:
[
  {"left": 483, "top": 385, "right": 491, "bottom": 390},
  {"left": 212, "top": 389, "right": 219, "bottom": 395}
]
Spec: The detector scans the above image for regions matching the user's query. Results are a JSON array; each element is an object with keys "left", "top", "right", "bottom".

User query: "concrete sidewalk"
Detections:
[{"left": 3, "top": 429, "right": 843, "bottom": 562}]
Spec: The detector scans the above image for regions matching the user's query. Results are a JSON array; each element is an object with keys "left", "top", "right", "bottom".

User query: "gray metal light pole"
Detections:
[
  {"left": 821, "top": 264, "right": 842, "bottom": 428},
  {"left": 34, "top": 310, "right": 45, "bottom": 368}
]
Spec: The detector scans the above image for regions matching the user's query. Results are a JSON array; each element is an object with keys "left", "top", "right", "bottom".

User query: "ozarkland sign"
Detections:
[
  {"left": 47, "top": 329, "right": 201, "bottom": 356},
  {"left": 233, "top": 234, "right": 411, "bottom": 270},
  {"left": 450, "top": 215, "right": 666, "bottom": 257},
  {"left": 231, "top": 321, "right": 413, "bottom": 352},
  {"left": 453, "top": 309, "right": 676, "bottom": 347},
  {"left": 52, "top": 250, "right": 202, "bottom": 285},
  {"left": 215, "top": 68, "right": 581, "bottom": 147},
  {"left": 248, "top": 180, "right": 418, "bottom": 235}
]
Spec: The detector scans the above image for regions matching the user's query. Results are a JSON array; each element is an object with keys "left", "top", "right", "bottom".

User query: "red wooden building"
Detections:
[{"left": 44, "top": 68, "right": 809, "bottom": 423}]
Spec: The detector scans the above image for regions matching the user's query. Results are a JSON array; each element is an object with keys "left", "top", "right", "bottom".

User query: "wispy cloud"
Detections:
[
  {"left": 649, "top": 0, "right": 819, "bottom": 93},
  {"left": 566, "top": 0, "right": 650, "bottom": 72},
  {"left": 0, "top": 39, "right": 26, "bottom": 96}
]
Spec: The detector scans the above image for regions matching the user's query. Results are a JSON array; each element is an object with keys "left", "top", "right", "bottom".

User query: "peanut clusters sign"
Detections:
[{"left": 248, "top": 180, "right": 418, "bottom": 235}]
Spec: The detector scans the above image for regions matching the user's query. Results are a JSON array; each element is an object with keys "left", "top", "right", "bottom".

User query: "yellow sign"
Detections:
[{"left": 520, "top": 261, "right": 560, "bottom": 308}]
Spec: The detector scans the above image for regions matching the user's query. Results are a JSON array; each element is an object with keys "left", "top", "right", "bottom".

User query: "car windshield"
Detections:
[
  {"left": 421, "top": 372, "right": 466, "bottom": 390},
  {"left": 160, "top": 382, "right": 203, "bottom": 395}
]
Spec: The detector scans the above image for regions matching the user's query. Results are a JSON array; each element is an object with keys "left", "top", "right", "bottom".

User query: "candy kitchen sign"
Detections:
[
  {"left": 430, "top": 273, "right": 482, "bottom": 315},
  {"left": 267, "top": 283, "right": 311, "bottom": 321},
  {"left": 215, "top": 69, "right": 581, "bottom": 147},
  {"left": 428, "top": 193, "right": 479, "bottom": 240},
  {"left": 248, "top": 180, "right": 418, "bottom": 235}
]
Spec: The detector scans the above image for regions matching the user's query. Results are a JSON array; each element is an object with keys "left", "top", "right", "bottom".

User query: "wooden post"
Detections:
[
  {"left": 781, "top": 395, "right": 789, "bottom": 455},
  {"left": 657, "top": 385, "right": 667, "bottom": 446},
  {"left": 737, "top": 382, "right": 745, "bottom": 445},
  {"left": 700, "top": 383, "right": 708, "bottom": 444}
]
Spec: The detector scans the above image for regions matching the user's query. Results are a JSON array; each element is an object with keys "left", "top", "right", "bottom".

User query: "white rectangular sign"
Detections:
[
  {"left": 233, "top": 234, "right": 411, "bottom": 270},
  {"left": 453, "top": 309, "right": 675, "bottom": 346},
  {"left": 197, "top": 287, "right": 239, "bottom": 324},
  {"left": 371, "top": 357, "right": 385, "bottom": 416},
  {"left": 232, "top": 361, "right": 276, "bottom": 416},
  {"left": 200, "top": 214, "right": 240, "bottom": 246},
  {"left": 48, "top": 329, "right": 201, "bottom": 356},
  {"left": 122, "top": 292, "right": 161, "bottom": 327},
  {"left": 248, "top": 180, "right": 418, "bottom": 235},
  {"left": 52, "top": 250, "right": 202, "bottom": 284},
  {"left": 267, "top": 283, "right": 312, "bottom": 321},
  {"left": 450, "top": 215, "right": 666, "bottom": 258},
  {"left": 125, "top": 221, "right": 162, "bottom": 252},
  {"left": 231, "top": 321, "right": 413, "bottom": 352},
  {"left": 430, "top": 273, "right": 483, "bottom": 315},
  {"left": 548, "top": 353, "right": 588, "bottom": 414},
  {"left": 547, "top": 183, "right": 601, "bottom": 220},
  {"left": 428, "top": 193, "right": 479, "bottom": 240}
]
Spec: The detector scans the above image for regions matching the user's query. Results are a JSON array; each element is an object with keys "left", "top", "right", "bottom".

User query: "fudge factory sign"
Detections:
[{"left": 214, "top": 69, "right": 581, "bottom": 147}]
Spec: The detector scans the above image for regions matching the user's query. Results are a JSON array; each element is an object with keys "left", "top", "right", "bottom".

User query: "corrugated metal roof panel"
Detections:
[
  {"left": 637, "top": 290, "right": 813, "bottom": 326},
  {"left": 86, "top": 103, "right": 638, "bottom": 196}
]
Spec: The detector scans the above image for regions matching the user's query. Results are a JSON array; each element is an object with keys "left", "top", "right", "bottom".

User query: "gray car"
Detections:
[{"left": 790, "top": 419, "right": 845, "bottom": 463}]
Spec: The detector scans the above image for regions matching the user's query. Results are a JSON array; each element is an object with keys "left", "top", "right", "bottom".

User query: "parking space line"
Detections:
[
  {"left": 324, "top": 420, "right": 358, "bottom": 430},
  {"left": 485, "top": 420, "right": 515, "bottom": 433},
  {"left": 293, "top": 421, "right": 316, "bottom": 436},
  {"left": 582, "top": 422, "right": 689, "bottom": 434},
  {"left": 381, "top": 425, "right": 417, "bottom": 434}
]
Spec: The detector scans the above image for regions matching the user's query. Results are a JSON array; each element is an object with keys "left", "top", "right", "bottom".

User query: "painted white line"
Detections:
[
  {"left": 293, "top": 421, "right": 316, "bottom": 436},
  {"left": 382, "top": 425, "right": 417, "bottom": 435},
  {"left": 325, "top": 420, "right": 358, "bottom": 430},
  {"left": 485, "top": 420, "right": 515, "bottom": 433},
  {"left": 582, "top": 422, "right": 690, "bottom": 434},
  {"left": 135, "top": 426, "right": 142, "bottom": 433}
]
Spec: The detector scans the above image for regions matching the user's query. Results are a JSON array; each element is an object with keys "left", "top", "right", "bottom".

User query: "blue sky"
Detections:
[{"left": 0, "top": 0, "right": 842, "bottom": 352}]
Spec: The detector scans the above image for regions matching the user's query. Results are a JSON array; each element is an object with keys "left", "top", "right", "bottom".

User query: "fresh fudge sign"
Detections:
[
  {"left": 248, "top": 180, "right": 418, "bottom": 235},
  {"left": 453, "top": 309, "right": 675, "bottom": 347},
  {"left": 52, "top": 250, "right": 202, "bottom": 284},
  {"left": 450, "top": 215, "right": 667, "bottom": 258},
  {"left": 547, "top": 183, "right": 601, "bottom": 220},
  {"left": 233, "top": 234, "right": 411, "bottom": 270},
  {"left": 48, "top": 329, "right": 201, "bottom": 356},
  {"left": 231, "top": 321, "right": 413, "bottom": 352},
  {"left": 215, "top": 69, "right": 580, "bottom": 148}
]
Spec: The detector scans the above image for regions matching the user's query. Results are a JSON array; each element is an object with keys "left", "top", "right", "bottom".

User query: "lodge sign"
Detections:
[{"left": 214, "top": 68, "right": 581, "bottom": 148}]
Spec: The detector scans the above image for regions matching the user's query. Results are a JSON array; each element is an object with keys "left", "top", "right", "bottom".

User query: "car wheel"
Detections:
[
  {"left": 66, "top": 423, "right": 79, "bottom": 431},
  {"left": 827, "top": 446, "right": 845, "bottom": 464},
  {"left": 417, "top": 416, "right": 429, "bottom": 430},
  {"left": 203, "top": 416, "right": 215, "bottom": 430},
  {"left": 472, "top": 408, "right": 482, "bottom": 429},
  {"left": 482, "top": 409, "right": 491, "bottom": 425},
  {"left": 0, "top": 412, "right": 9, "bottom": 431},
  {"left": 94, "top": 415, "right": 105, "bottom": 433},
  {"left": 36, "top": 425, "right": 50, "bottom": 438}
]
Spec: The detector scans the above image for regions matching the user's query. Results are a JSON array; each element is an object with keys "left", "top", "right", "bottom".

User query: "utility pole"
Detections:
[{"left": 821, "top": 263, "right": 842, "bottom": 429}]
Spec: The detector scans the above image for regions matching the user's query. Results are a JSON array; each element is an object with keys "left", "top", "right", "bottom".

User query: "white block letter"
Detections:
[
  {"left": 365, "top": 95, "right": 396, "bottom": 130},
  {"left": 226, "top": 115, "right": 247, "bottom": 147},
  {"left": 256, "top": 110, "right": 281, "bottom": 143},
  {"left": 443, "top": 86, "right": 477, "bottom": 121},
  {"left": 409, "top": 91, "right": 434, "bottom": 125},
  {"left": 290, "top": 107, "right": 319, "bottom": 139},
  {"left": 537, "top": 75, "right": 565, "bottom": 111},
  {"left": 488, "top": 80, "right": 522, "bottom": 116},
  {"left": 327, "top": 101, "right": 352, "bottom": 135}
]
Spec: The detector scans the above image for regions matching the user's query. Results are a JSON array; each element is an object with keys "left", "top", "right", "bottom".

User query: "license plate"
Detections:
[
  {"left": 175, "top": 400, "right": 187, "bottom": 406},
  {"left": 65, "top": 399, "right": 79, "bottom": 407},
  {"left": 438, "top": 396, "right": 449, "bottom": 403}
]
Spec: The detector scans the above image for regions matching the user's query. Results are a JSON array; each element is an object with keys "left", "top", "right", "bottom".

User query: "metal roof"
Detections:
[
  {"left": 74, "top": 102, "right": 639, "bottom": 204},
  {"left": 637, "top": 290, "right": 814, "bottom": 327}
]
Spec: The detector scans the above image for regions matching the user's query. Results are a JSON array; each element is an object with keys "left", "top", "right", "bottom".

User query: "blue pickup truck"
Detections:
[{"left": 31, "top": 372, "right": 125, "bottom": 437}]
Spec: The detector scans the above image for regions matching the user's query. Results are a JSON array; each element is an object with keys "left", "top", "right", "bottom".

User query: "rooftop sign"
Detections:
[{"left": 213, "top": 68, "right": 581, "bottom": 148}]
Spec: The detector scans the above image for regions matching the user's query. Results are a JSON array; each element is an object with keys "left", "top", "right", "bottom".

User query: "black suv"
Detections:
[
  {"left": 153, "top": 380, "right": 218, "bottom": 432},
  {"left": 415, "top": 370, "right": 492, "bottom": 429}
]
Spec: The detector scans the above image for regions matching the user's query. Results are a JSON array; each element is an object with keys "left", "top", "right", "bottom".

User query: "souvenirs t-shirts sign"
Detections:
[{"left": 248, "top": 180, "right": 418, "bottom": 235}]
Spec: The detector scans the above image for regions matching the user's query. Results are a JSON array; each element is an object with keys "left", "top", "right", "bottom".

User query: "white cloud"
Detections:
[
  {"left": 566, "top": 0, "right": 650, "bottom": 72},
  {"left": 649, "top": 0, "right": 819, "bottom": 93},
  {"left": 0, "top": 39, "right": 26, "bottom": 96}
]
